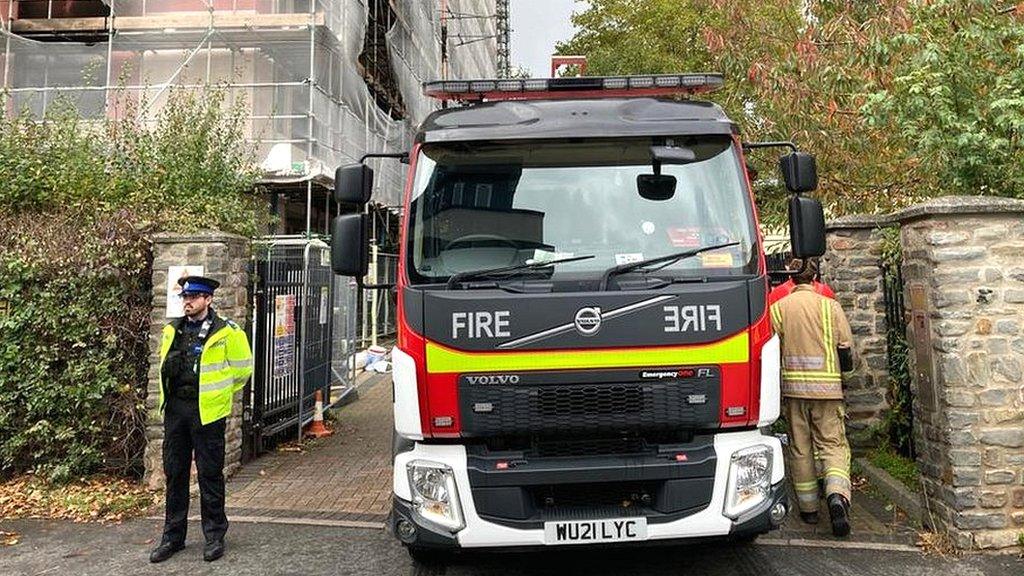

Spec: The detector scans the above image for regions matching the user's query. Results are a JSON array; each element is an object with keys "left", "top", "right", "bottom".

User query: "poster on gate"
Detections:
[
  {"left": 273, "top": 294, "right": 296, "bottom": 378},
  {"left": 319, "top": 286, "right": 329, "bottom": 325}
]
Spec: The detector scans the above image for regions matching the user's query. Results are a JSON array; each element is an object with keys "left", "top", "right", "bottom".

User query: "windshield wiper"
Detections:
[
  {"left": 446, "top": 255, "right": 595, "bottom": 289},
  {"left": 598, "top": 242, "right": 740, "bottom": 291}
]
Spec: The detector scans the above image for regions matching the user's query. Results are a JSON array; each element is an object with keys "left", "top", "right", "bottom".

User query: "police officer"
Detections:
[
  {"left": 769, "top": 258, "right": 856, "bottom": 537},
  {"left": 150, "top": 276, "right": 253, "bottom": 563}
]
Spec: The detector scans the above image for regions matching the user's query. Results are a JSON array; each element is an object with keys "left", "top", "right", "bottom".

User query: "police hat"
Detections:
[{"left": 178, "top": 275, "right": 221, "bottom": 296}]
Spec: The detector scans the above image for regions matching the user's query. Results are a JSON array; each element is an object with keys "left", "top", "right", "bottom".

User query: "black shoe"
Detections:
[
  {"left": 203, "top": 539, "right": 225, "bottom": 562},
  {"left": 828, "top": 494, "right": 851, "bottom": 537},
  {"left": 799, "top": 511, "right": 819, "bottom": 525},
  {"left": 149, "top": 541, "right": 184, "bottom": 563}
]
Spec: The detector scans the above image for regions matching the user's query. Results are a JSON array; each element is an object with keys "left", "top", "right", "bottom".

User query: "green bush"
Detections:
[
  {"left": 0, "top": 89, "right": 264, "bottom": 482},
  {"left": 0, "top": 213, "right": 151, "bottom": 481},
  {"left": 869, "top": 447, "right": 920, "bottom": 491}
]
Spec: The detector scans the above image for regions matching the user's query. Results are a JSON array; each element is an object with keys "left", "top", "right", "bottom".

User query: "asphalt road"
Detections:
[{"left": 1, "top": 518, "right": 1020, "bottom": 576}]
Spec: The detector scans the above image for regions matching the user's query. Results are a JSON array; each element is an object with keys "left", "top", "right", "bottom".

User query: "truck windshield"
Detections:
[{"left": 407, "top": 137, "right": 758, "bottom": 286}]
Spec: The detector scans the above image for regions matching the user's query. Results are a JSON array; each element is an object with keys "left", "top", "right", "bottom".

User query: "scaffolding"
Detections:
[{"left": 0, "top": 0, "right": 498, "bottom": 233}]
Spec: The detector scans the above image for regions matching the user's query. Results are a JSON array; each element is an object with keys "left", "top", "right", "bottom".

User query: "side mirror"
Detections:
[
  {"left": 331, "top": 214, "right": 369, "bottom": 277},
  {"left": 789, "top": 195, "right": 826, "bottom": 258},
  {"left": 779, "top": 152, "right": 817, "bottom": 193},
  {"left": 637, "top": 174, "right": 677, "bottom": 201},
  {"left": 335, "top": 164, "right": 373, "bottom": 204}
]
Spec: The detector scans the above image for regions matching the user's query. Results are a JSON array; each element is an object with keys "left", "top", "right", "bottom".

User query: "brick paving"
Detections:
[
  {"left": 225, "top": 372, "right": 393, "bottom": 523},
  {"left": 220, "top": 371, "right": 918, "bottom": 545},
  {"left": 772, "top": 485, "right": 920, "bottom": 546}
]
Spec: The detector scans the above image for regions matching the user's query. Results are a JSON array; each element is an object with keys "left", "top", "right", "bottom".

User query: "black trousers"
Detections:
[{"left": 161, "top": 395, "right": 228, "bottom": 545}]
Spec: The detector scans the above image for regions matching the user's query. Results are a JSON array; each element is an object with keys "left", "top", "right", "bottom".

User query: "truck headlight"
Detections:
[
  {"left": 723, "top": 445, "right": 773, "bottom": 519},
  {"left": 407, "top": 460, "right": 465, "bottom": 531}
]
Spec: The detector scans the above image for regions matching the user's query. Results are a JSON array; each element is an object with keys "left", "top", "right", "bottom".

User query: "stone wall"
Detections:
[
  {"left": 144, "top": 232, "right": 251, "bottom": 489},
  {"left": 897, "top": 196, "right": 1024, "bottom": 551},
  {"left": 823, "top": 215, "right": 893, "bottom": 448}
]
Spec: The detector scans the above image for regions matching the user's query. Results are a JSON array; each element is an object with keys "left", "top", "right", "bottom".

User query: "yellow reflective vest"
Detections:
[
  {"left": 159, "top": 312, "right": 253, "bottom": 425},
  {"left": 769, "top": 284, "right": 854, "bottom": 400}
]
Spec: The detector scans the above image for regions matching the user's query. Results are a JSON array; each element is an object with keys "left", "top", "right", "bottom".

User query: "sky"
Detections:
[{"left": 509, "top": 0, "right": 581, "bottom": 77}]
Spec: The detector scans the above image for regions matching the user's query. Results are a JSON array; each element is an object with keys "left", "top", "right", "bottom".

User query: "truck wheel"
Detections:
[
  {"left": 407, "top": 546, "right": 449, "bottom": 567},
  {"left": 733, "top": 533, "right": 759, "bottom": 545}
]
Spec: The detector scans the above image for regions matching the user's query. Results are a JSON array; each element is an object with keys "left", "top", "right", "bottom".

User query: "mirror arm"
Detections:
[
  {"left": 358, "top": 280, "right": 395, "bottom": 290},
  {"left": 360, "top": 152, "right": 409, "bottom": 164},
  {"left": 742, "top": 141, "right": 797, "bottom": 153}
]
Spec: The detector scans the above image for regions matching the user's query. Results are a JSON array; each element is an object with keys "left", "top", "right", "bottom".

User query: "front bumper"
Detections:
[{"left": 390, "top": 429, "right": 786, "bottom": 549}]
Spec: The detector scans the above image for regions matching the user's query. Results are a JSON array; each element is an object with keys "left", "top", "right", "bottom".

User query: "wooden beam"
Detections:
[
  {"left": 10, "top": 12, "right": 325, "bottom": 34},
  {"left": 11, "top": 17, "right": 108, "bottom": 34}
]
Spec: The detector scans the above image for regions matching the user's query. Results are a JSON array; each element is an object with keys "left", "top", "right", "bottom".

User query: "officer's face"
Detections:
[{"left": 181, "top": 292, "right": 212, "bottom": 317}]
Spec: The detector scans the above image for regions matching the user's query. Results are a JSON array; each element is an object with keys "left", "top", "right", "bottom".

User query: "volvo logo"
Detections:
[
  {"left": 465, "top": 374, "right": 520, "bottom": 385},
  {"left": 574, "top": 306, "right": 602, "bottom": 336}
]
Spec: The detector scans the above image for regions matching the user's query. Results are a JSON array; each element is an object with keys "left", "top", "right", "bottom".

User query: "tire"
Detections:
[
  {"left": 407, "top": 546, "right": 450, "bottom": 567},
  {"left": 732, "top": 533, "right": 759, "bottom": 545}
]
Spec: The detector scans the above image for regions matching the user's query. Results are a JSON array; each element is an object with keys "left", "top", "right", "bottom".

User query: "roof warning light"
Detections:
[{"left": 423, "top": 73, "right": 725, "bottom": 102}]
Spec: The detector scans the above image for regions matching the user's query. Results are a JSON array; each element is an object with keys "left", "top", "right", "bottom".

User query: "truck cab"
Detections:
[{"left": 331, "top": 74, "right": 826, "bottom": 561}]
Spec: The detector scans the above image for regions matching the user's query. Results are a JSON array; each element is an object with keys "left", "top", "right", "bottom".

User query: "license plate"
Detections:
[{"left": 543, "top": 517, "right": 648, "bottom": 545}]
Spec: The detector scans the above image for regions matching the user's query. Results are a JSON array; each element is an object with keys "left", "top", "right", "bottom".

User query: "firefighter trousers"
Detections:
[
  {"left": 783, "top": 397, "right": 851, "bottom": 513},
  {"left": 161, "top": 395, "right": 229, "bottom": 545}
]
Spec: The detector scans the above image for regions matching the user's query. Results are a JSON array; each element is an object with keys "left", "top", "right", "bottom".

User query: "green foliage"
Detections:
[
  {"left": 0, "top": 89, "right": 265, "bottom": 235},
  {"left": 869, "top": 446, "right": 920, "bottom": 490},
  {"left": 0, "top": 89, "right": 263, "bottom": 481},
  {"left": 0, "top": 213, "right": 150, "bottom": 482},
  {"left": 862, "top": 0, "right": 1024, "bottom": 199}
]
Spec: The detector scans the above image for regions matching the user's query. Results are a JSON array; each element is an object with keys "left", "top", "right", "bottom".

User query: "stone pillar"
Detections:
[
  {"left": 823, "top": 215, "right": 893, "bottom": 448},
  {"left": 144, "top": 231, "right": 251, "bottom": 489},
  {"left": 897, "top": 196, "right": 1024, "bottom": 551}
]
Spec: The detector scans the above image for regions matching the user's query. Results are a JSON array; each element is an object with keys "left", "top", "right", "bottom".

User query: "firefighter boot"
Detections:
[
  {"left": 799, "top": 511, "right": 819, "bottom": 525},
  {"left": 827, "top": 493, "right": 851, "bottom": 537}
]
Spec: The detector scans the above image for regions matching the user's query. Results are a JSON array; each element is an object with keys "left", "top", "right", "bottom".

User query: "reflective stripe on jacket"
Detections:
[
  {"left": 769, "top": 284, "right": 854, "bottom": 400},
  {"left": 159, "top": 312, "right": 253, "bottom": 425}
]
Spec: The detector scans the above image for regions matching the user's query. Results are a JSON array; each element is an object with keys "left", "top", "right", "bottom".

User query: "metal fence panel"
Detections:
[{"left": 244, "top": 237, "right": 341, "bottom": 460}]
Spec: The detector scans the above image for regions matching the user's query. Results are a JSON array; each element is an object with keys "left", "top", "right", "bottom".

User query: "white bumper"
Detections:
[{"left": 393, "top": 429, "right": 784, "bottom": 548}]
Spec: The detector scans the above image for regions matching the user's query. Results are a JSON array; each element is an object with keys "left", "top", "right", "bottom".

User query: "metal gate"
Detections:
[
  {"left": 243, "top": 237, "right": 337, "bottom": 460},
  {"left": 882, "top": 260, "right": 914, "bottom": 458}
]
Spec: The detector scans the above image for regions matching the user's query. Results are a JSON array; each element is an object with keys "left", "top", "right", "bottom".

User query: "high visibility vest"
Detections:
[
  {"left": 159, "top": 315, "right": 253, "bottom": 425},
  {"left": 769, "top": 285, "right": 853, "bottom": 400}
]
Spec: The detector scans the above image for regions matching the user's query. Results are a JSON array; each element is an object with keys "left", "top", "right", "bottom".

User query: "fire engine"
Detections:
[{"left": 330, "top": 74, "right": 826, "bottom": 562}]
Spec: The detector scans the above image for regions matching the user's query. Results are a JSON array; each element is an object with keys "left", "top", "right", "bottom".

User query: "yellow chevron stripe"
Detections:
[{"left": 425, "top": 332, "right": 749, "bottom": 373}]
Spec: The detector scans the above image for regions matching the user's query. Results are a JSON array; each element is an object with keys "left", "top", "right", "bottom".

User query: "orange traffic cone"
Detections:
[{"left": 304, "top": 390, "right": 333, "bottom": 438}]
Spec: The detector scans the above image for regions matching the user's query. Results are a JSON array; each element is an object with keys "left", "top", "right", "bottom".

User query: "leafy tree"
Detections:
[
  {"left": 862, "top": 1, "right": 1024, "bottom": 199},
  {"left": 558, "top": 0, "right": 1024, "bottom": 223}
]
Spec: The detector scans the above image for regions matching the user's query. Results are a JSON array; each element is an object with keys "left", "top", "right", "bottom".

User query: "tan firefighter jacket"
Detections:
[{"left": 769, "top": 284, "right": 854, "bottom": 400}]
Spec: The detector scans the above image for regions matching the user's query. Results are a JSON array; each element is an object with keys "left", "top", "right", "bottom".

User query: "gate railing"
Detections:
[
  {"left": 243, "top": 237, "right": 343, "bottom": 460},
  {"left": 881, "top": 260, "right": 914, "bottom": 458}
]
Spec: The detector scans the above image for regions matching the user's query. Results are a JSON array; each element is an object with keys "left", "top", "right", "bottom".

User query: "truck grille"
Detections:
[{"left": 459, "top": 369, "right": 721, "bottom": 437}]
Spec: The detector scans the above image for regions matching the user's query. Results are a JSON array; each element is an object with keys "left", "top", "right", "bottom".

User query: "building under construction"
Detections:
[
  {"left": 0, "top": 0, "right": 500, "bottom": 234},
  {"left": 1, "top": 1, "right": 503, "bottom": 421}
]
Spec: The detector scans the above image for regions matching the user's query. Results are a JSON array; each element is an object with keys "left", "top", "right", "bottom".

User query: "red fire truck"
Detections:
[{"left": 330, "top": 74, "right": 826, "bottom": 562}]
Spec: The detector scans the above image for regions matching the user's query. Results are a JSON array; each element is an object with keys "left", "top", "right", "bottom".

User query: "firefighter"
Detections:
[
  {"left": 769, "top": 258, "right": 855, "bottom": 537},
  {"left": 150, "top": 276, "right": 253, "bottom": 563}
]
